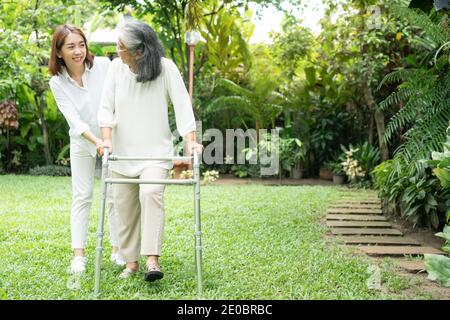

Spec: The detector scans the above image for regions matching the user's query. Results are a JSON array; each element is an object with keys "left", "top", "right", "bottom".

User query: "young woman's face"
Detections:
[{"left": 58, "top": 32, "right": 86, "bottom": 71}]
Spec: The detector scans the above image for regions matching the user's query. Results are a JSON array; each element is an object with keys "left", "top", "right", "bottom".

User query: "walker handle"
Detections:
[{"left": 102, "top": 147, "right": 109, "bottom": 164}]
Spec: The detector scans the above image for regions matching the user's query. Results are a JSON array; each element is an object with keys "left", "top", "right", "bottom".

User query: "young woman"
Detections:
[
  {"left": 48, "top": 24, "right": 125, "bottom": 273},
  {"left": 98, "top": 20, "right": 203, "bottom": 281}
]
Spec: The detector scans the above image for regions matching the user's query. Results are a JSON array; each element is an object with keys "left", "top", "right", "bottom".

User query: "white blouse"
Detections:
[
  {"left": 98, "top": 57, "right": 196, "bottom": 177},
  {"left": 49, "top": 56, "right": 111, "bottom": 156}
]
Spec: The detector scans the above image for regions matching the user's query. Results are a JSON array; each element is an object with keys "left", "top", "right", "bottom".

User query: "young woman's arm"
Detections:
[
  {"left": 97, "top": 59, "right": 118, "bottom": 155},
  {"left": 49, "top": 79, "right": 91, "bottom": 139}
]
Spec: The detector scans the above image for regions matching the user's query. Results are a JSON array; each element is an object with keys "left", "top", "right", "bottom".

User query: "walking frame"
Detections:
[{"left": 94, "top": 149, "right": 203, "bottom": 297}]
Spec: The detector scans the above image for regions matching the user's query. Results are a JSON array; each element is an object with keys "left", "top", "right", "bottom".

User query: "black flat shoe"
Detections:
[{"left": 145, "top": 263, "right": 164, "bottom": 282}]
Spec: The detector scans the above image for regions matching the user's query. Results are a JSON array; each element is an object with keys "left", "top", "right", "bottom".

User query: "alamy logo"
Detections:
[{"left": 173, "top": 121, "right": 280, "bottom": 176}]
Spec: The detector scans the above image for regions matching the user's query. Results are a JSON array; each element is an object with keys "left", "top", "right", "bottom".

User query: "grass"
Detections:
[{"left": 0, "top": 175, "right": 417, "bottom": 300}]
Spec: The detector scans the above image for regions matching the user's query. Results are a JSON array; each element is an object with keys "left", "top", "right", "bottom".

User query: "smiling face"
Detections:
[{"left": 57, "top": 32, "right": 86, "bottom": 72}]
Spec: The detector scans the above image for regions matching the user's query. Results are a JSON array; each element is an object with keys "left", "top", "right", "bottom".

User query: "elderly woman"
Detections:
[{"left": 98, "top": 20, "right": 202, "bottom": 281}]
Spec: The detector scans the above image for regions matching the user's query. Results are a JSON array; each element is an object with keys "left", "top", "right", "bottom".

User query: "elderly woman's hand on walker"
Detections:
[{"left": 185, "top": 131, "right": 203, "bottom": 156}]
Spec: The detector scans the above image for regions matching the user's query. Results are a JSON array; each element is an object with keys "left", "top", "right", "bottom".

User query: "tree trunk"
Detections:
[
  {"left": 368, "top": 114, "right": 374, "bottom": 145},
  {"left": 35, "top": 96, "right": 52, "bottom": 165},
  {"left": 374, "top": 110, "right": 389, "bottom": 161},
  {"left": 362, "top": 84, "right": 389, "bottom": 161}
]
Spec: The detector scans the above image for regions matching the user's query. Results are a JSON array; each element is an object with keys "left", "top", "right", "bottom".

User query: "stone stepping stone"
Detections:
[
  {"left": 326, "top": 214, "right": 387, "bottom": 221},
  {"left": 334, "top": 199, "right": 381, "bottom": 204},
  {"left": 337, "top": 190, "right": 378, "bottom": 195},
  {"left": 358, "top": 246, "right": 444, "bottom": 256},
  {"left": 339, "top": 197, "right": 380, "bottom": 202},
  {"left": 327, "top": 221, "right": 392, "bottom": 228},
  {"left": 329, "top": 204, "right": 382, "bottom": 209},
  {"left": 338, "top": 236, "right": 420, "bottom": 245},
  {"left": 332, "top": 228, "right": 403, "bottom": 236},
  {"left": 327, "top": 208, "right": 382, "bottom": 214},
  {"left": 394, "top": 260, "right": 426, "bottom": 273},
  {"left": 338, "top": 194, "right": 379, "bottom": 199}
]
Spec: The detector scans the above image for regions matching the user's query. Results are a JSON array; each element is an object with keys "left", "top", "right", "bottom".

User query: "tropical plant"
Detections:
[
  {"left": 278, "top": 137, "right": 303, "bottom": 178},
  {"left": 374, "top": 125, "right": 450, "bottom": 227},
  {"left": 0, "top": 101, "right": 19, "bottom": 171},
  {"left": 424, "top": 225, "right": 450, "bottom": 287},
  {"left": 377, "top": 6, "right": 450, "bottom": 171},
  {"left": 209, "top": 77, "right": 284, "bottom": 132},
  {"left": 340, "top": 142, "right": 380, "bottom": 183},
  {"left": 202, "top": 170, "right": 219, "bottom": 185},
  {"left": 329, "top": 161, "right": 345, "bottom": 176},
  {"left": 427, "top": 126, "right": 450, "bottom": 190},
  {"left": 0, "top": 0, "right": 111, "bottom": 171}
]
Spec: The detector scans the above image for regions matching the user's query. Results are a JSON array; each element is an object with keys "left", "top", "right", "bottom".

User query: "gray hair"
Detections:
[{"left": 117, "top": 20, "right": 165, "bottom": 82}]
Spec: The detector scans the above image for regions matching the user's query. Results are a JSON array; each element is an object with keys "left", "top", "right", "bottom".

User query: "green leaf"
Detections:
[
  {"left": 430, "top": 212, "right": 439, "bottom": 229},
  {"left": 44, "top": 90, "right": 58, "bottom": 121},
  {"left": 304, "top": 67, "right": 316, "bottom": 86},
  {"left": 424, "top": 254, "right": 450, "bottom": 287},
  {"left": 433, "top": 168, "right": 450, "bottom": 189},
  {"left": 435, "top": 226, "right": 450, "bottom": 242}
]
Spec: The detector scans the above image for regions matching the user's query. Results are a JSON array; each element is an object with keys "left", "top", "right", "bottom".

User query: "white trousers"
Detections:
[{"left": 70, "top": 144, "right": 119, "bottom": 249}]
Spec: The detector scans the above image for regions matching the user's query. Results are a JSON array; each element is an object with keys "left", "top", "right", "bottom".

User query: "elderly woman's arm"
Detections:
[
  {"left": 184, "top": 131, "right": 203, "bottom": 155},
  {"left": 164, "top": 59, "right": 203, "bottom": 155}
]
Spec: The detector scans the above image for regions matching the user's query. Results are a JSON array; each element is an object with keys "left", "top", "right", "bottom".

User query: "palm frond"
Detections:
[
  {"left": 208, "top": 95, "right": 251, "bottom": 112},
  {"left": 392, "top": 5, "right": 448, "bottom": 46},
  {"left": 378, "top": 87, "right": 416, "bottom": 112},
  {"left": 216, "top": 78, "right": 252, "bottom": 98},
  {"left": 395, "top": 97, "right": 450, "bottom": 161},
  {"left": 377, "top": 68, "right": 414, "bottom": 91}
]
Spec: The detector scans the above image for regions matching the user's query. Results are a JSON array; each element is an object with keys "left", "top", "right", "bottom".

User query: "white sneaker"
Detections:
[
  {"left": 110, "top": 253, "right": 126, "bottom": 267},
  {"left": 70, "top": 256, "right": 87, "bottom": 273}
]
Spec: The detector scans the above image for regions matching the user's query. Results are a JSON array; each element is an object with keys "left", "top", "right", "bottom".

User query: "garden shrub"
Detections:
[
  {"left": 339, "top": 142, "right": 380, "bottom": 187},
  {"left": 373, "top": 126, "right": 450, "bottom": 228},
  {"left": 29, "top": 165, "right": 71, "bottom": 176}
]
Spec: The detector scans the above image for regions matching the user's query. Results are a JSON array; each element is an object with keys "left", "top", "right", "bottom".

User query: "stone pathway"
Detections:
[{"left": 327, "top": 190, "right": 445, "bottom": 273}]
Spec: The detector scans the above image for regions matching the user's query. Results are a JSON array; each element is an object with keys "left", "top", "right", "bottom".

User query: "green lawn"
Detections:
[{"left": 0, "top": 175, "right": 421, "bottom": 300}]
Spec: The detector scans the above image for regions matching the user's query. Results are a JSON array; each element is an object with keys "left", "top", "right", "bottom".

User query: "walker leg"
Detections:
[
  {"left": 94, "top": 150, "right": 110, "bottom": 297},
  {"left": 193, "top": 152, "right": 203, "bottom": 295}
]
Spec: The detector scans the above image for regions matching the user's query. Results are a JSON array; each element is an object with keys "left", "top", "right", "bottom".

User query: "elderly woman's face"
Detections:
[{"left": 117, "top": 40, "right": 138, "bottom": 71}]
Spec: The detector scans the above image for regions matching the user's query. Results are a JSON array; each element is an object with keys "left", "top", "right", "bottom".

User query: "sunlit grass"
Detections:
[{"left": 0, "top": 175, "right": 414, "bottom": 299}]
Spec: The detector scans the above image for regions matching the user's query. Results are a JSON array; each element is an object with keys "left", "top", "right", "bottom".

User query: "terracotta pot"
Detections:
[
  {"left": 319, "top": 168, "right": 333, "bottom": 180},
  {"left": 172, "top": 160, "right": 190, "bottom": 179}
]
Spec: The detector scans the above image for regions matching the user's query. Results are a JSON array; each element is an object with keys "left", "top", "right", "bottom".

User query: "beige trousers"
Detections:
[{"left": 112, "top": 166, "right": 168, "bottom": 262}]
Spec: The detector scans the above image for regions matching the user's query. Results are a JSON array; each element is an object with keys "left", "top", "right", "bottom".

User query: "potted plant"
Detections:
[
  {"left": 331, "top": 162, "right": 346, "bottom": 185},
  {"left": 292, "top": 141, "right": 307, "bottom": 179},
  {"left": 279, "top": 137, "right": 303, "bottom": 182},
  {"left": 320, "top": 161, "right": 334, "bottom": 181}
]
